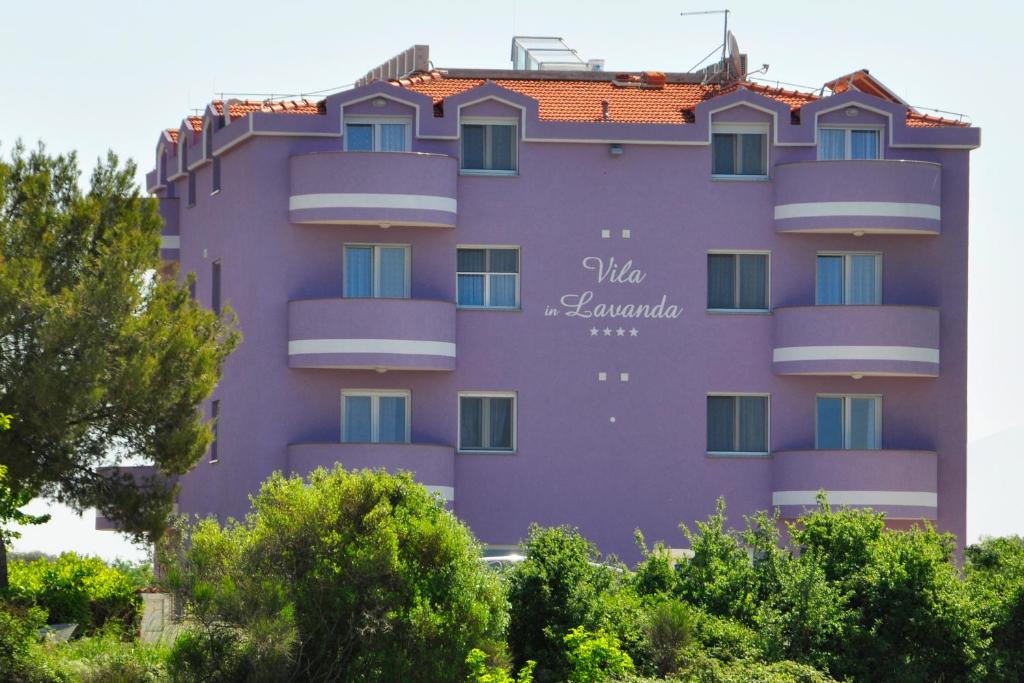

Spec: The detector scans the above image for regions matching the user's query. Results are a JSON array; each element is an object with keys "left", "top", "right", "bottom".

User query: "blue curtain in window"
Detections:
[
  {"left": 816, "top": 397, "right": 844, "bottom": 449},
  {"left": 346, "top": 124, "right": 373, "bottom": 152},
  {"left": 738, "top": 254, "right": 767, "bottom": 309},
  {"left": 488, "top": 398, "right": 513, "bottom": 449},
  {"left": 345, "top": 247, "right": 373, "bottom": 297},
  {"left": 379, "top": 124, "right": 407, "bottom": 152},
  {"left": 378, "top": 247, "right": 407, "bottom": 298},
  {"left": 738, "top": 396, "right": 767, "bottom": 452},
  {"left": 378, "top": 396, "right": 407, "bottom": 443},
  {"left": 460, "top": 397, "right": 483, "bottom": 449},
  {"left": 818, "top": 129, "right": 845, "bottom": 160},
  {"left": 712, "top": 134, "right": 735, "bottom": 175},
  {"left": 489, "top": 249, "right": 519, "bottom": 273},
  {"left": 739, "top": 133, "right": 765, "bottom": 175},
  {"left": 489, "top": 275, "right": 517, "bottom": 307},
  {"left": 457, "top": 275, "right": 485, "bottom": 306},
  {"left": 344, "top": 396, "right": 372, "bottom": 442},
  {"left": 850, "top": 130, "right": 879, "bottom": 160},
  {"left": 816, "top": 256, "right": 844, "bottom": 305},
  {"left": 848, "top": 255, "right": 878, "bottom": 305},
  {"left": 707, "top": 254, "right": 736, "bottom": 309},
  {"left": 489, "top": 125, "right": 515, "bottom": 170},
  {"left": 707, "top": 396, "right": 735, "bottom": 451},
  {"left": 462, "top": 125, "right": 486, "bottom": 169},
  {"left": 849, "top": 398, "right": 878, "bottom": 449}
]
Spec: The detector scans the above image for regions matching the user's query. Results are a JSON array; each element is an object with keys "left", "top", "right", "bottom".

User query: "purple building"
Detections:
[{"left": 134, "top": 42, "right": 980, "bottom": 559}]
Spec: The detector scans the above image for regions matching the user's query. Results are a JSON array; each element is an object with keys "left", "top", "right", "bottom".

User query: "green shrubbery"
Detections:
[
  {"left": 7, "top": 553, "right": 141, "bottom": 634},
  {"left": 3, "top": 468, "right": 1024, "bottom": 683}
]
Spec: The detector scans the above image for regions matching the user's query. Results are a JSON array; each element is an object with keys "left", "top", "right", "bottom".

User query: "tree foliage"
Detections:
[
  {"left": 0, "top": 143, "right": 238, "bottom": 547},
  {"left": 161, "top": 466, "right": 507, "bottom": 683}
]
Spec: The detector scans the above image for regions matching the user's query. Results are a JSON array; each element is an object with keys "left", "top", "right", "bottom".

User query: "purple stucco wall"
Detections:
[{"left": 143, "top": 79, "right": 977, "bottom": 560}]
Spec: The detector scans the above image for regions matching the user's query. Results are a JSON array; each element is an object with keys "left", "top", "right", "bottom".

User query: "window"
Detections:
[
  {"left": 344, "top": 245, "right": 410, "bottom": 298},
  {"left": 712, "top": 125, "right": 768, "bottom": 176},
  {"left": 816, "top": 395, "right": 881, "bottom": 449},
  {"left": 209, "top": 400, "right": 219, "bottom": 463},
  {"left": 187, "top": 171, "right": 196, "bottom": 207},
  {"left": 344, "top": 118, "right": 409, "bottom": 152},
  {"left": 818, "top": 127, "right": 881, "bottom": 160},
  {"left": 707, "top": 252, "right": 769, "bottom": 310},
  {"left": 457, "top": 248, "right": 519, "bottom": 308},
  {"left": 461, "top": 121, "right": 517, "bottom": 173},
  {"left": 706, "top": 394, "right": 769, "bottom": 455},
  {"left": 459, "top": 393, "right": 516, "bottom": 452},
  {"left": 211, "top": 260, "right": 221, "bottom": 315},
  {"left": 212, "top": 157, "right": 221, "bottom": 194},
  {"left": 816, "top": 253, "right": 881, "bottom": 305},
  {"left": 342, "top": 391, "right": 410, "bottom": 443}
]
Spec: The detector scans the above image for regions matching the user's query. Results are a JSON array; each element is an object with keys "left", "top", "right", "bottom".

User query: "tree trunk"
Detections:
[{"left": 0, "top": 539, "right": 8, "bottom": 591}]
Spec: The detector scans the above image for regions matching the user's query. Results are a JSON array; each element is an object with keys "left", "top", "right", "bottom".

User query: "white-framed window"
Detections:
[
  {"left": 706, "top": 394, "right": 769, "bottom": 455},
  {"left": 343, "top": 244, "right": 410, "bottom": 298},
  {"left": 344, "top": 116, "right": 411, "bottom": 152},
  {"left": 816, "top": 253, "right": 881, "bottom": 305},
  {"left": 461, "top": 118, "right": 518, "bottom": 174},
  {"left": 459, "top": 392, "right": 516, "bottom": 452},
  {"left": 818, "top": 126, "right": 882, "bottom": 160},
  {"left": 342, "top": 390, "right": 410, "bottom": 443},
  {"left": 707, "top": 251, "right": 770, "bottom": 311},
  {"left": 816, "top": 395, "right": 881, "bottom": 450},
  {"left": 711, "top": 123, "right": 769, "bottom": 177},
  {"left": 457, "top": 247, "right": 519, "bottom": 308}
]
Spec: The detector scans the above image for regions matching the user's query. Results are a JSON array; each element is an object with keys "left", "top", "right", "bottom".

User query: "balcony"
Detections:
[
  {"left": 774, "top": 160, "right": 941, "bottom": 235},
  {"left": 287, "top": 442, "right": 455, "bottom": 501},
  {"left": 158, "top": 197, "right": 180, "bottom": 263},
  {"left": 289, "top": 152, "right": 458, "bottom": 228},
  {"left": 773, "top": 305, "right": 939, "bottom": 377},
  {"left": 287, "top": 298, "right": 456, "bottom": 371},
  {"left": 772, "top": 449, "right": 938, "bottom": 520}
]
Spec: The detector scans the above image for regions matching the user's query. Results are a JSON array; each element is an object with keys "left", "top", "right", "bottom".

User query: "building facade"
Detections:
[{"left": 138, "top": 46, "right": 980, "bottom": 560}]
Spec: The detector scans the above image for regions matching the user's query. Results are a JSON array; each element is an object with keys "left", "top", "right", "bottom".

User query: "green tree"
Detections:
[
  {"left": 0, "top": 143, "right": 238, "bottom": 587},
  {"left": 507, "top": 525, "right": 619, "bottom": 681},
  {"left": 162, "top": 466, "right": 507, "bottom": 682},
  {"left": 562, "top": 626, "right": 634, "bottom": 683},
  {"left": 965, "top": 536, "right": 1024, "bottom": 681}
]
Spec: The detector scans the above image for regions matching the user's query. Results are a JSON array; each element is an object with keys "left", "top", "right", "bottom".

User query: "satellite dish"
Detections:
[{"left": 727, "top": 31, "right": 743, "bottom": 80}]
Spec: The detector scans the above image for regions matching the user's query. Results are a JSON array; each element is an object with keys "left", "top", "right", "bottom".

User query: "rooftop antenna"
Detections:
[{"left": 680, "top": 8, "right": 730, "bottom": 67}]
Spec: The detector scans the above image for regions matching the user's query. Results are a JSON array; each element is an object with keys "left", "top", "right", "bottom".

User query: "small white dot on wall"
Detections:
[
  {"left": 601, "top": 229, "right": 611, "bottom": 239},
  {"left": 609, "top": 416, "right": 616, "bottom": 423},
  {"left": 622, "top": 229, "right": 631, "bottom": 239},
  {"left": 620, "top": 372, "right": 629, "bottom": 382},
  {"left": 598, "top": 372, "right": 607, "bottom": 381}
]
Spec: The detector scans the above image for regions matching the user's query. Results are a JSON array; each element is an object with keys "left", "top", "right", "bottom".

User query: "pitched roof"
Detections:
[
  {"left": 211, "top": 98, "right": 324, "bottom": 122},
  {"left": 393, "top": 70, "right": 965, "bottom": 127}
]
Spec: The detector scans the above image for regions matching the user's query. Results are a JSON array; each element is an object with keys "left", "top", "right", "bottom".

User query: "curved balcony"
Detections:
[
  {"left": 773, "top": 305, "right": 939, "bottom": 377},
  {"left": 772, "top": 449, "right": 938, "bottom": 520},
  {"left": 289, "top": 152, "right": 457, "bottom": 228},
  {"left": 288, "top": 298, "right": 456, "bottom": 371},
  {"left": 158, "top": 197, "right": 180, "bottom": 263},
  {"left": 287, "top": 442, "right": 455, "bottom": 501},
  {"left": 774, "top": 160, "right": 941, "bottom": 235}
]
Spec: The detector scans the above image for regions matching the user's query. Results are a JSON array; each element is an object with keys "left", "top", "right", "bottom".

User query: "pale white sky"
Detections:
[{"left": 3, "top": 0, "right": 1021, "bottom": 561}]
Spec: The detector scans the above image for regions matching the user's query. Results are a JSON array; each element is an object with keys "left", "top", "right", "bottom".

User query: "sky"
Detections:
[{"left": 2, "top": 0, "right": 1022, "bottom": 561}]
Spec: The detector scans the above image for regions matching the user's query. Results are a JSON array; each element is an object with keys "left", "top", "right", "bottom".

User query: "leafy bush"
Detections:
[
  {"left": 507, "top": 525, "right": 619, "bottom": 681},
  {"left": 563, "top": 626, "right": 634, "bottom": 683},
  {"left": 161, "top": 466, "right": 507, "bottom": 682},
  {"left": 966, "top": 536, "right": 1024, "bottom": 681},
  {"left": 0, "top": 605, "right": 55, "bottom": 683},
  {"left": 7, "top": 553, "right": 140, "bottom": 634},
  {"left": 647, "top": 600, "right": 693, "bottom": 676},
  {"left": 465, "top": 648, "right": 536, "bottom": 683},
  {"left": 31, "top": 628, "right": 169, "bottom": 683}
]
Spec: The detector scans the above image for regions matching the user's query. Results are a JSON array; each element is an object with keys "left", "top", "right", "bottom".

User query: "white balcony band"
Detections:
[
  {"left": 773, "top": 201, "right": 941, "bottom": 221},
  {"left": 772, "top": 490, "right": 937, "bottom": 508},
  {"left": 160, "top": 235, "right": 181, "bottom": 249},
  {"left": 288, "top": 338, "right": 457, "bottom": 358},
  {"left": 427, "top": 485, "right": 455, "bottom": 501},
  {"left": 289, "top": 192, "right": 458, "bottom": 213},
  {"left": 772, "top": 345, "right": 939, "bottom": 364}
]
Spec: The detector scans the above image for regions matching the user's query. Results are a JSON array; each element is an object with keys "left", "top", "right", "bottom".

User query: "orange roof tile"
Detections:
[
  {"left": 211, "top": 98, "right": 324, "bottom": 121},
  {"left": 166, "top": 129, "right": 179, "bottom": 143}
]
